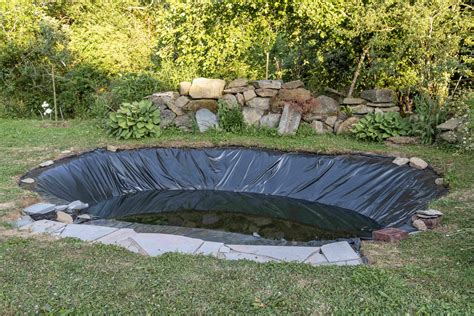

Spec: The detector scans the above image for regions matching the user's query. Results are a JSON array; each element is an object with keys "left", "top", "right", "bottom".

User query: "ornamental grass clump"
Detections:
[{"left": 107, "top": 100, "right": 160, "bottom": 140}]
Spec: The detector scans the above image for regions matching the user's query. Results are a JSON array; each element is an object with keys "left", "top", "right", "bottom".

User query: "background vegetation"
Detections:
[{"left": 1, "top": 0, "right": 472, "bottom": 118}]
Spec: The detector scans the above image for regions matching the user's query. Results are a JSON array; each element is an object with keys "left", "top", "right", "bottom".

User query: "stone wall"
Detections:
[{"left": 149, "top": 78, "right": 398, "bottom": 135}]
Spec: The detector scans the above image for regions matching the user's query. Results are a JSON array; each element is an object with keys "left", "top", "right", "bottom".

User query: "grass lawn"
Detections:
[{"left": 0, "top": 118, "right": 472, "bottom": 314}]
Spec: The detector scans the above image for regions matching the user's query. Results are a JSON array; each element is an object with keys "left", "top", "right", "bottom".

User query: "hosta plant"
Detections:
[
  {"left": 107, "top": 100, "right": 161, "bottom": 139},
  {"left": 352, "top": 112, "right": 412, "bottom": 142}
]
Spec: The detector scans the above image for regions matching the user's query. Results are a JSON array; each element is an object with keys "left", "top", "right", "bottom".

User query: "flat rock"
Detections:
[
  {"left": 255, "top": 88, "right": 278, "bottom": 97},
  {"left": 409, "top": 157, "right": 428, "bottom": 170},
  {"left": 278, "top": 104, "right": 301, "bottom": 135},
  {"left": 195, "top": 241, "right": 225, "bottom": 256},
  {"left": 227, "top": 245, "right": 319, "bottom": 262},
  {"left": 20, "top": 178, "right": 35, "bottom": 184},
  {"left": 67, "top": 200, "right": 89, "bottom": 211},
  {"left": 179, "top": 81, "right": 192, "bottom": 95},
  {"left": 189, "top": 78, "right": 226, "bottom": 99},
  {"left": 23, "top": 203, "right": 56, "bottom": 217},
  {"left": 223, "top": 87, "right": 249, "bottom": 94},
  {"left": 60, "top": 224, "right": 118, "bottom": 241},
  {"left": 96, "top": 228, "right": 138, "bottom": 245},
  {"left": 310, "top": 120, "right": 325, "bottom": 134},
  {"left": 14, "top": 215, "right": 34, "bottom": 228},
  {"left": 128, "top": 233, "right": 204, "bottom": 256},
  {"left": 252, "top": 80, "right": 282, "bottom": 90},
  {"left": 342, "top": 97, "right": 365, "bottom": 105},
  {"left": 349, "top": 104, "right": 373, "bottom": 115},
  {"left": 361, "top": 89, "right": 394, "bottom": 103},
  {"left": 195, "top": 108, "right": 218, "bottom": 132},
  {"left": 436, "top": 117, "right": 462, "bottom": 131},
  {"left": 366, "top": 102, "right": 396, "bottom": 108},
  {"left": 392, "top": 157, "right": 410, "bottom": 166},
  {"left": 243, "top": 89, "right": 256, "bottom": 102},
  {"left": 184, "top": 99, "right": 218, "bottom": 112},
  {"left": 56, "top": 211, "right": 74, "bottom": 224},
  {"left": 282, "top": 80, "right": 304, "bottom": 89},
  {"left": 259, "top": 113, "right": 281, "bottom": 128},
  {"left": 242, "top": 107, "right": 264, "bottom": 126},
  {"left": 246, "top": 97, "right": 270, "bottom": 111},
  {"left": 226, "top": 78, "right": 248, "bottom": 89},
  {"left": 336, "top": 117, "right": 359, "bottom": 134},
  {"left": 320, "top": 241, "right": 360, "bottom": 263},
  {"left": 416, "top": 209, "right": 443, "bottom": 217},
  {"left": 20, "top": 220, "right": 66, "bottom": 235},
  {"left": 39, "top": 160, "right": 54, "bottom": 168}
]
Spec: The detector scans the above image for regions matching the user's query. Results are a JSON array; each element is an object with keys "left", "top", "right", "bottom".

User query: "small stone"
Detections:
[
  {"left": 372, "top": 228, "right": 408, "bottom": 242},
  {"left": 61, "top": 150, "right": 72, "bottom": 154},
  {"left": 20, "top": 178, "right": 35, "bottom": 184},
  {"left": 259, "top": 113, "right": 281, "bottom": 128},
  {"left": 252, "top": 80, "right": 282, "bottom": 89},
  {"left": 278, "top": 104, "right": 301, "bottom": 135},
  {"left": 412, "top": 219, "right": 427, "bottom": 231},
  {"left": 67, "top": 200, "right": 89, "bottom": 211},
  {"left": 56, "top": 211, "right": 74, "bottom": 224},
  {"left": 236, "top": 93, "right": 245, "bottom": 106},
  {"left": 195, "top": 108, "right": 218, "bottom": 132},
  {"left": 255, "top": 88, "right": 278, "bottom": 97},
  {"left": 243, "top": 89, "right": 257, "bottom": 102},
  {"left": 416, "top": 209, "right": 443, "bottom": 217},
  {"left": 282, "top": 80, "right": 304, "bottom": 89},
  {"left": 218, "top": 94, "right": 238, "bottom": 107},
  {"left": 226, "top": 78, "right": 248, "bottom": 89},
  {"left": 349, "top": 104, "right": 373, "bottom": 115},
  {"left": 242, "top": 107, "right": 264, "bottom": 126},
  {"left": 160, "top": 109, "right": 177, "bottom": 128},
  {"left": 436, "top": 117, "right": 462, "bottom": 131},
  {"left": 392, "top": 157, "right": 410, "bottom": 166},
  {"left": 325, "top": 116, "right": 338, "bottom": 128},
  {"left": 409, "top": 157, "right": 428, "bottom": 170},
  {"left": 342, "top": 97, "right": 365, "bottom": 105},
  {"left": 106, "top": 145, "right": 118, "bottom": 152},
  {"left": 246, "top": 97, "right": 271, "bottom": 111},
  {"left": 179, "top": 82, "right": 192, "bottom": 95},
  {"left": 310, "top": 120, "right": 325, "bottom": 134},
  {"left": 435, "top": 178, "right": 444, "bottom": 186},
  {"left": 39, "top": 160, "right": 54, "bottom": 168},
  {"left": 173, "top": 114, "right": 193, "bottom": 131}
]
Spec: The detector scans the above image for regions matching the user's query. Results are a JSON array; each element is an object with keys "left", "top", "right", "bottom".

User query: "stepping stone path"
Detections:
[{"left": 15, "top": 219, "right": 363, "bottom": 266}]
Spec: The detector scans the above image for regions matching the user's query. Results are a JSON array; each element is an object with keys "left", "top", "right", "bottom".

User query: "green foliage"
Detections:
[
  {"left": 107, "top": 100, "right": 160, "bottom": 140},
  {"left": 412, "top": 94, "right": 447, "bottom": 144},
  {"left": 217, "top": 101, "right": 245, "bottom": 133},
  {"left": 352, "top": 112, "right": 412, "bottom": 142}
]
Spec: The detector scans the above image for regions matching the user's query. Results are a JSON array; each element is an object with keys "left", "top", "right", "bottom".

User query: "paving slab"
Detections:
[
  {"left": 320, "top": 241, "right": 360, "bottom": 263},
  {"left": 23, "top": 203, "right": 56, "bottom": 216},
  {"left": 129, "top": 233, "right": 204, "bottom": 256},
  {"left": 60, "top": 224, "right": 118, "bottom": 241},
  {"left": 304, "top": 252, "right": 329, "bottom": 265},
  {"left": 20, "top": 220, "right": 66, "bottom": 235},
  {"left": 115, "top": 237, "right": 149, "bottom": 255},
  {"left": 222, "top": 251, "right": 278, "bottom": 263},
  {"left": 14, "top": 215, "right": 34, "bottom": 228},
  {"left": 95, "top": 228, "right": 138, "bottom": 245},
  {"left": 195, "top": 241, "right": 225, "bottom": 256},
  {"left": 227, "top": 245, "right": 319, "bottom": 262}
]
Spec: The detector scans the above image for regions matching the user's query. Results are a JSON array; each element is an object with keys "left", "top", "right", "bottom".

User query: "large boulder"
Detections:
[
  {"left": 195, "top": 109, "right": 218, "bottom": 132},
  {"left": 189, "top": 78, "right": 226, "bottom": 99},
  {"left": 361, "top": 89, "right": 394, "bottom": 103},
  {"left": 184, "top": 99, "right": 218, "bottom": 112},
  {"left": 255, "top": 88, "right": 278, "bottom": 97},
  {"left": 303, "top": 95, "right": 340, "bottom": 121},
  {"left": 252, "top": 80, "right": 282, "bottom": 89},
  {"left": 179, "top": 82, "right": 192, "bottom": 95},
  {"left": 226, "top": 78, "right": 248, "bottom": 89},
  {"left": 246, "top": 97, "right": 271, "bottom": 111},
  {"left": 271, "top": 88, "right": 312, "bottom": 113},
  {"left": 260, "top": 113, "right": 281, "bottom": 128},
  {"left": 242, "top": 107, "right": 264, "bottom": 126},
  {"left": 278, "top": 104, "right": 301, "bottom": 135}
]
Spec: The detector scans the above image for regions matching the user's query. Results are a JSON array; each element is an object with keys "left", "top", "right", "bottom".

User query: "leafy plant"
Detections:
[
  {"left": 217, "top": 100, "right": 244, "bottom": 133},
  {"left": 352, "top": 112, "right": 412, "bottom": 142},
  {"left": 412, "top": 94, "right": 447, "bottom": 144},
  {"left": 107, "top": 100, "right": 160, "bottom": 140}
]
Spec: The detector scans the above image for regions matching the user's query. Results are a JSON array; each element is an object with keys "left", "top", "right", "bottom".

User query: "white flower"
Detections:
[
  {"left": 44, "top": 108, "right": 53, "bottom": 115},
  {"left": 41, "top": 101, "right": 50, "bottom": 109}
]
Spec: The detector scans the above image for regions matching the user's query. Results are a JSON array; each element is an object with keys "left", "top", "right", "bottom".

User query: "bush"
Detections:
[
  {"left": 412, "top": 94, "right": 447, "bottom": 144},
  {"left": 107, "top": 100, "right": 160, "bottom": 140},
  {"left": 217, "top": 101, "right": 245, "bottom": 133},
  {"left": 352, "top": 112, "right": 412, "bottom": 142}
]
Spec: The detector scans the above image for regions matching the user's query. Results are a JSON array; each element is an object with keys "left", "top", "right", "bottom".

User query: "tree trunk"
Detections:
[
  {"left": 347, "top": 46, "right": 369, "bottom": 98},
  {"left": 265, "top": 52, "right": 270, "bottom": 80},
  {"left": 52, "top": 64, "right": 58, "bottom": 122}
]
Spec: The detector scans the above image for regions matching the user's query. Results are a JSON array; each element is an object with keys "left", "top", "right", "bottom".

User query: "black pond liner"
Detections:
[{"left": 23, "top": 147, "right": 446, "bottom": 244}]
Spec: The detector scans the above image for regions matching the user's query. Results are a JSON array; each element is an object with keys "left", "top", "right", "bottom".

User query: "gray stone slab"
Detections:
[
  {"left": 95, "top": 228, "right": 138, "bottom": 245},
  {"left": 60, "top": 224, "right": 118, "bottom": 241},
  {"left": 304, "top": 252, "right": 329, "bottom": 265},
  {"left": 116, "top": 237, "right": 148, "bottom": 255},
  {"left": 129, "top": 233, "right": 204, "bottom": 256},
  {"left": 13, "top": 215, "right": 34, "bottom": 228},
  {"left": 227, "top": 245, "right": 319, "bottom": 262},
  {"left": 20, "top": 220, "right": 66, "bottom": 235},
  {"left": 222, "top": 251, "right": 278, "bottom": 263},
  {"left": 195, "top": 241, "right": 225, "bottom": 256},
  {"left": 23, "top": 203, "right": 56, "bottom": 215},
  {"left": 320, "top": 241, "right": 360, "bottom": 263}
]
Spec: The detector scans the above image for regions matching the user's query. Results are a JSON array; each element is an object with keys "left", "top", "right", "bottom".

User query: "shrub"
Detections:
[
  {"left": 107, "top": 100, "right": 160, "bottom": 140},
  {"left": 352, "top": 112, "right": 412, "bottom": 142},
  {"left": 217, "top": 101, "right": 245, "bottom": 133},
  {"left": 412, "top": 94, "right": 447, "bottom": 144}
]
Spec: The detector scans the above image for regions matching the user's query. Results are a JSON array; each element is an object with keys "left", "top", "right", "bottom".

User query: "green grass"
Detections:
[{"left": 0, "top": 119, "right": 473, "bottom": 314}]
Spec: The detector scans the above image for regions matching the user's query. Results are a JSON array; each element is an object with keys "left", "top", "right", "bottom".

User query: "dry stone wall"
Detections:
[{"left": 149, "top": 78, "right": 398, "bottom": 135}]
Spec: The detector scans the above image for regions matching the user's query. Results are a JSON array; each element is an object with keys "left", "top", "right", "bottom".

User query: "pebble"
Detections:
[
  {"left": 435, "top": 178, "right": 444, "bottom": 186},
  {"left": 39, "top": 160, "right": 54, "bottom": 168},
  {"left": 61, "top": 150, "right": 72, "bottom": 154},
  {"left": 107, "top": 145, "right": 118, "bottom": 152},
  {"left": 20, "top": 178, "right": 35, "bottom": 184},
  {"left": 392, "top": 157, "right": 409, "bottom": 166}
]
